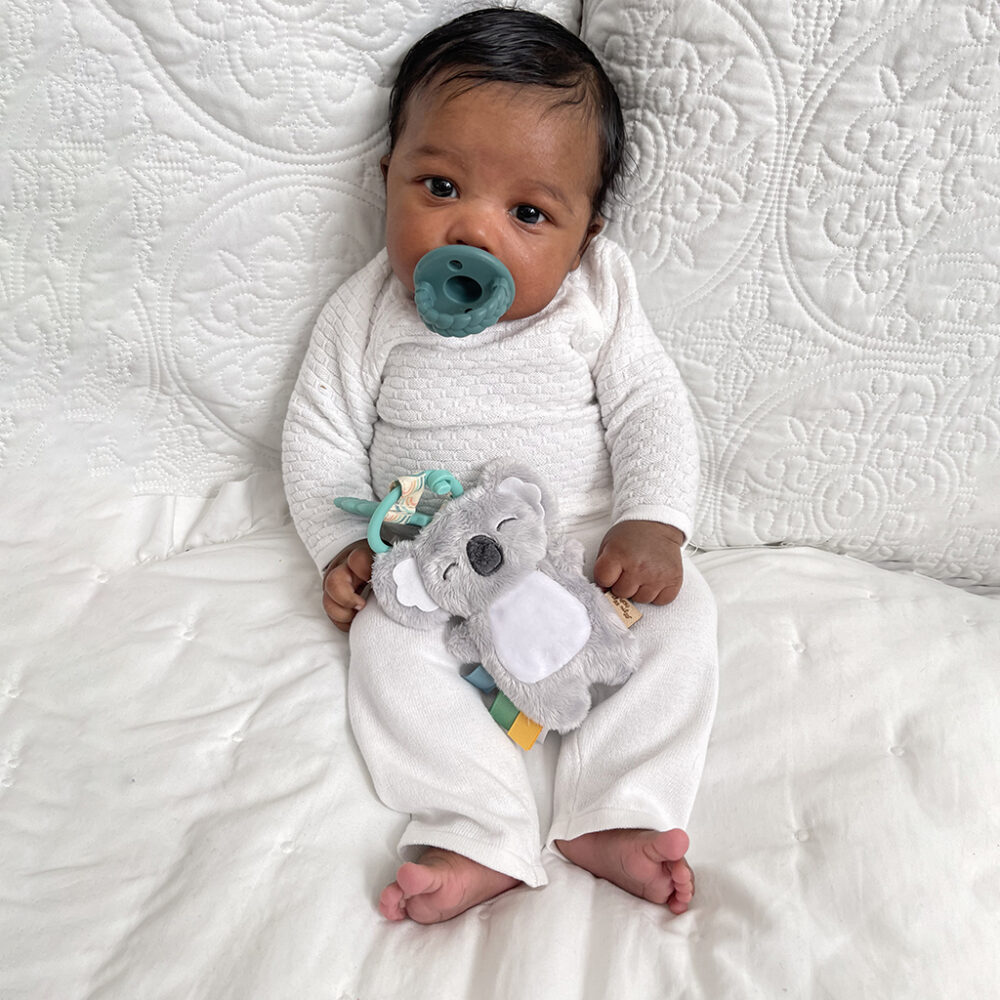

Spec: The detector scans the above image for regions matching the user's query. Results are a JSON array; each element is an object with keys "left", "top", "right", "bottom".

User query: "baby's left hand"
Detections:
[{"left": 593, "top": 520, "right": 685, "bottom": 606}]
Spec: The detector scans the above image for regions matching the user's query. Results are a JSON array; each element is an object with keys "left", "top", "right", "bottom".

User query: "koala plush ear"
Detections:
[
  {"left": 391, "top": 557, "right": 438, "bottom": 613},
  {"left": 477, "top": 458, "right": 556, "bottom": 521},
  {"left": 496, "top": 476, "right": 544, "bottom": 517},
  {"left": 369, "top": 542, "right": 451, "bottom": 630}
]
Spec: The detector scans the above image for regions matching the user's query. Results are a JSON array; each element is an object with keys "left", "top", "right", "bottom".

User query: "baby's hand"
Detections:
[
  {"left": 593, "top": 520, "right": 685, "bottom": 606},
  {"left": 322, "top": 539, "right": 375, "bottom": 632}
]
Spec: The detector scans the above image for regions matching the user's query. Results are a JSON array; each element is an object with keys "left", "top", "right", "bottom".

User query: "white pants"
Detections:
[{"left": 347, "top": 515, "right": 718, "bottom": 887}]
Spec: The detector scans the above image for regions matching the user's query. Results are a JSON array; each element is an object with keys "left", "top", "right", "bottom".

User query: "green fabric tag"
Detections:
[{"left": 489, "top": 692, "right": 520, "bottom": 730}]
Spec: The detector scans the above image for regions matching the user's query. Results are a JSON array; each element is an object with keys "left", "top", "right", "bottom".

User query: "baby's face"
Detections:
[{"left": 382, "top": 78, "right": 604, "bottom": 322}]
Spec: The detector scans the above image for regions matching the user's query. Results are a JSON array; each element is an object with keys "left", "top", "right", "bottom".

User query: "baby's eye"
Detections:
[
  {"left": 424, "top": 177, "right": 457, "bottom": 199},
  {"left": 513, "top": 204, "right": 546, "bottom": 225},
  {"left": 496, "top": 517, "right": 517, "bottom": 530}
]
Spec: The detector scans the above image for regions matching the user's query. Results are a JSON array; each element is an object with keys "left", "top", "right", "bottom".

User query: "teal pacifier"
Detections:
[{"left": 413, "top": 246, "right": 515, "bottom": 337}]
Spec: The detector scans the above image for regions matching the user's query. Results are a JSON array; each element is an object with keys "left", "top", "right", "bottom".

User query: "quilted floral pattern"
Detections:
[
  {"left": 0, "top": 0, "right": 578, "bottom": 493},
  {"left": 1, "top": 0, "right": 996, "bottom": 585},
  {"left": 584, "top": 0, "right": 1000, "bottom": 586}
]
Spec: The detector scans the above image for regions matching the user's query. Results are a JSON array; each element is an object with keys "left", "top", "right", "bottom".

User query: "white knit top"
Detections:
[{"left": 282, "top": 237, "right": 700, "bottom": 572}]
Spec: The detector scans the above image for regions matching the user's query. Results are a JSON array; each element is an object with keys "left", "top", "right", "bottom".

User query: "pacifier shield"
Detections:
[{"left": 413, "top": 245, "right": 516, "bottom": 337}]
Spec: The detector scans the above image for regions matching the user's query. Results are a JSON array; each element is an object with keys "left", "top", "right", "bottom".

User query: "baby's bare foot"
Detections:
[
  {"left": 378, "top": 848, "right": 521, "bottom": 924},
  {"left": 555, "top": 828, "right": 695, "bottom": 914}
]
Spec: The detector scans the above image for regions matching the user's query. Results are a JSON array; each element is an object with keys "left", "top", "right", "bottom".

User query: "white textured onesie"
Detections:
[{"left": 282, "top": 237, "right": 718, "bottom": 884}]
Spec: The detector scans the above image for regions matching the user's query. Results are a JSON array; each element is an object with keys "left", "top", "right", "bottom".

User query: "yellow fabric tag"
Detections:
[
  {"left": 507, "top": 713, "right": 543, "bottom": 750},
  {"left": 605, "top": 592, "right": 643, "bottom": 628}
]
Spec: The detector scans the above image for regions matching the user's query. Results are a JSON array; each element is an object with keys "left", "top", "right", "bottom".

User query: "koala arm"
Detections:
[
  {"left": 446, "top": 618, "right": 482, "bottom": 665},
  {"left": 542, "top": 535, "right": 586, "bottom": 581}
]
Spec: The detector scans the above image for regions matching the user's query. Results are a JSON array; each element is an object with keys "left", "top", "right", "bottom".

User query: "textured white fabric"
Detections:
[
  {"left": 4, "top": 0, "right": 994, "bottom": 586},
  {"left": 583, "top": 0, "right": 1000, "bottom": 587},
  {"left": 282, "top": 237, "right": 700, "bottom": 571},
  {"left": 2, "top": 481, "right": 998, "bottom": 999},
  {"left": 346, "top": 515, "right": 717, "bottom": 886},
  {"left": 0, "top": 0, "right": 578, "bottom": 496}
]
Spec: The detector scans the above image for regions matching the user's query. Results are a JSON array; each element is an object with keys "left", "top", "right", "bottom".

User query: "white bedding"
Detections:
[
  {"left": 3, "top": 0, "right": 999, "bottom": 997},
  {"left": 2, "top": 474, "right": 998, "bottom": 998}
]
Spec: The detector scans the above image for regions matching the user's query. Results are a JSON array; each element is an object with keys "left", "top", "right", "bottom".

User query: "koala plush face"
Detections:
[
  {"left": 415, "top": 476, "right": 548, "bottom": 619},
  {"left": 374, "top": 466, "right": 553, "bottom": 626}
]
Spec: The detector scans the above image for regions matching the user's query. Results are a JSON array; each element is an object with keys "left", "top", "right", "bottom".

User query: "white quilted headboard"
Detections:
[
  {"left": 0, "top": 0, "right": 577, "bottom": 494},
  {"left": 583, "top": 0, "right": 999, "bottom": 587},
  {"left": 2, "top": 0, "right": 997, "bottom": 587}
]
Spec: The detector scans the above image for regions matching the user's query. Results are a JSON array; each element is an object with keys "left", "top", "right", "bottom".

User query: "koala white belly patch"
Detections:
[{"left": 487, "top": 572, "right": 592, "bottom": 683}]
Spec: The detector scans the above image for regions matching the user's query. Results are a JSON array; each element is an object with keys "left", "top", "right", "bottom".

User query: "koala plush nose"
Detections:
[{"left": 466, "top": 535, "right": 503, "bottom": 576}]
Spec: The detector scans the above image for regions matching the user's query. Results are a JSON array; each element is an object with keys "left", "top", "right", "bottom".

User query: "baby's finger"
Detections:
[
  {"left": 650, "top": 567, "right": 684, "bottom": 605},
  {"left": 325, "top": 566, "right": 366, "bottom": 611},
  {"left": 346, "top": 546, "right": 374, "bottom": 583},
  {"left": 610, "top": 571, "right": 640, "bottom": 601},
  {"left": 322, "top": 592, "right": 357, "bottom": 632},
  {"left": 593, "top": 551, "right": 623, "bottom": 590},
  {"left": 630, "top": 582, "right": 661, "bottom": 605},
  {"left": 652, "top": 579, "right": 683, "bottom": 605}
]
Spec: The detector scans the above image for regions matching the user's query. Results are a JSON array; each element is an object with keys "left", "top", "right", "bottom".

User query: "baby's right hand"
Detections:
[{"left": 322, "top": 540, "right": 374, "bottom": 632}]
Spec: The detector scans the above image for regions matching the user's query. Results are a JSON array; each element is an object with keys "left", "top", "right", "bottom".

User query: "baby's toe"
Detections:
[
  {"left": 667, "top": 859, "right": 695, "bottom": 912},
  {"left": 378, "top": 881, "right": 407, "bottom": 921}
]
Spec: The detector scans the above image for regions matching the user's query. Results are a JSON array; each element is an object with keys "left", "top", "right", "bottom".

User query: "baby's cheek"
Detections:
[{"left": 503, "top": 271, "right": 560, "bottom": 321}]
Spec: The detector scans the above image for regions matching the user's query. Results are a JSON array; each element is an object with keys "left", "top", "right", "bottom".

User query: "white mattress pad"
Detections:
[{"left": 2, "top": 476, "right": 997, "bottom": 999}]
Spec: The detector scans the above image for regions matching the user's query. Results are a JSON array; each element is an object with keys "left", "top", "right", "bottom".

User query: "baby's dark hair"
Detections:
[{"left": 387, "top": 7, "right": 626, "bottom": 218}]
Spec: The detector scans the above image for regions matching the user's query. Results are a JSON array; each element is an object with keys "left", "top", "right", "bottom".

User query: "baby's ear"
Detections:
[
  {"left": 370, "top": 544, "right": 450, "bottom": 630},
  {"left": 572, "top": 214, "right": 604, "bottom": 269}
]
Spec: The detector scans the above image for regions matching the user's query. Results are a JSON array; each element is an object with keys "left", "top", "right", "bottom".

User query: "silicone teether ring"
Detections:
[
  {"left": 364, "top": 469, "right": 465, "bottom": 552},
  {"left": 413, "top": 245, "right": 515, "bottom": 337}
]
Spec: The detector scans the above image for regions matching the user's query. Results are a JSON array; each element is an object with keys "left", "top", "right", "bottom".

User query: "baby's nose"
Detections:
[{"left": 445, "top": 206, "right": 495, "bottom": 254}]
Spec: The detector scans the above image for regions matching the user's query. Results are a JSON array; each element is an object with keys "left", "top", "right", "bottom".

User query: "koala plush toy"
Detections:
[{"left": 370, "top": 461, "right": 639, "bottom": 733}]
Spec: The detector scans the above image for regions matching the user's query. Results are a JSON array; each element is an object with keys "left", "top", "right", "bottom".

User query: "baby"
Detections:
[{"left": 282, "top": 7, "right": 718, "bottom": 924}]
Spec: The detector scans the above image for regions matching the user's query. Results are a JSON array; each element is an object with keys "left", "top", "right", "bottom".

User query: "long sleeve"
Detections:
[
  {"left": 283, "top": 239, "right": 701, "bottom": 564},
  {"left": 589, "top": 241, "right": 700, "bottom": 540},
  {"left": 281, "top": 253, "right": 388, "bottom": 571}
]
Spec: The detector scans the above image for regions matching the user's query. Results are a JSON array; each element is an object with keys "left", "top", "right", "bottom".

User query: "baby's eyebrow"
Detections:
[
  {"left": 528, "top": 180, "right": 573, "bottom": 213},
  {"left": 409, "top": 143, "right": 461, "bottom": 164}
]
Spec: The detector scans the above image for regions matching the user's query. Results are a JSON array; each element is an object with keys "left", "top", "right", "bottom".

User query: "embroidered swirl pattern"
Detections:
[{"left": 1, "top": 0, "right": 996, "bottom": 584}]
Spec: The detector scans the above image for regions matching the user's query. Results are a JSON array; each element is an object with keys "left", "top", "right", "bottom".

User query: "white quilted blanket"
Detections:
[
  {"left": 2, "top": 475, "right": 998, "bottom": 998},
  {"left": 2, "top": 0, "right": 999, "bottom": 997}
]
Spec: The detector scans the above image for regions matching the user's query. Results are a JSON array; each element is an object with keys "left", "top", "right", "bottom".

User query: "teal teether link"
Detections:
[
  {"left": 334, "top": 497, "right": 383, "bottom": 520},
  {"left": 413, "top": 246, "right": 515, "bottom": 337},
  {"left": 366, "top": 486, "right": 403, "bottom": 554},
  {"left": 424, "top": 469, "right": 464, "bottom": 499},
  {"left": 334, "top": 469, "right": 465, "bottom": 554}
]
